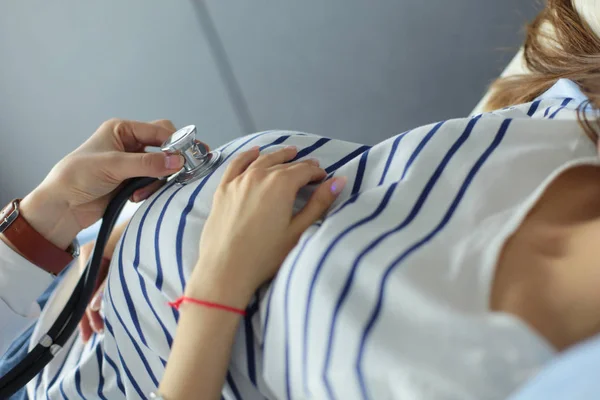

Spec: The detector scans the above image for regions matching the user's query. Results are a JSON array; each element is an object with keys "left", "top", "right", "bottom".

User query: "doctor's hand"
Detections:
[
  {"left": 186, "top": 146, "right": 348, "bottom": 307},
  {"left": 19, "top": 119, "right": 187, "bottom": 251}
]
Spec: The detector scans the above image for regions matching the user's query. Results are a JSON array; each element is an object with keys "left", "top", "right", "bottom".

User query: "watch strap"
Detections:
[{"left": 0, "top": 199, "right": 75, "bottom": 276}]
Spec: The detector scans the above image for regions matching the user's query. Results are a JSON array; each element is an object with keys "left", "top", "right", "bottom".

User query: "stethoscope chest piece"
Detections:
[{"left": 161, "top": 125, "right": 222, "bottom": 185}]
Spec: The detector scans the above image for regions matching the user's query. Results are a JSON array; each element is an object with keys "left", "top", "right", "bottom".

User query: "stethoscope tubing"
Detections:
[{"left": 0, "top": 177, "right": 158, "bottom": 398}]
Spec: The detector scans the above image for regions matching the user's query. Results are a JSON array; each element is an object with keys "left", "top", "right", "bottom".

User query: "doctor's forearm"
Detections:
[{"left": 19, "top": 188, "right": 80, "bottom": 250}]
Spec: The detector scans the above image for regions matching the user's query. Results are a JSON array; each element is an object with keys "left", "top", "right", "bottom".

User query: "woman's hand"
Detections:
[
  {"left": 186, "top": 145, "right": 347, "bottom": 307},
  {"left": 18, "top": 119, "right": 187, "bottom": 251},
  {"left": 159, "top": 146, "right": 346, "bottom": 400}
]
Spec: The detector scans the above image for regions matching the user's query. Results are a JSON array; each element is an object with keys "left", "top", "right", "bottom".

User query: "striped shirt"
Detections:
[{"left": 27, "top": 91, "right": 599, "bottom": 399}]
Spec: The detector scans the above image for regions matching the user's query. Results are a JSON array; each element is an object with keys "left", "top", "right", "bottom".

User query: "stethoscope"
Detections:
[{"left": 0, "top": 125, "right": 222, "bottom": 397}]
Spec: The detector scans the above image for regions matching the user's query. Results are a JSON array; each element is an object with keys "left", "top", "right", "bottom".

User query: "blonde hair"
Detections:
[{"left": 485, "top": 0, "right": 600, "bottom": 140}]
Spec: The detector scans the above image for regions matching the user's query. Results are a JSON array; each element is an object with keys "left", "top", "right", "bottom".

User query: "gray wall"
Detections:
[{"left": 0, "top": 1, "right": 541, "bottom": 206}]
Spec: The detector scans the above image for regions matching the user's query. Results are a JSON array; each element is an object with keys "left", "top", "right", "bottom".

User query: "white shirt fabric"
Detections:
[
  {"left": 18, "top": 83, "right": 600, "bottom": 399},
  {"left": 0, "top": 200, "right": 140, "bottom": 362},
  {"left": 0, "top": 240, "right": 52, "bottom": 358}
]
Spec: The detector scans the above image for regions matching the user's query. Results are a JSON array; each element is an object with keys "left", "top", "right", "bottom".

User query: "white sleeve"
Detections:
[{"left": 0, "top": 239, "right": 53, "bottom": 356}]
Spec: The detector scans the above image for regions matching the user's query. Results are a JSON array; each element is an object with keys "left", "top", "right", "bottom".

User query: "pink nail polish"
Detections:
[
  {"left": 330, "top": 177, "right": 347, "bottom": 195},
  {"left": 285, "top": 145, "right": 297, "bottom": 151}
]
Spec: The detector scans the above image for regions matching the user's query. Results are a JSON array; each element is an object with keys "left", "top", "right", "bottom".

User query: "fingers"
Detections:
[
  {"left": 281, "top": 160, "right": 327, "bottom": 188},
  {"left": 250, "top": 146, "right": 298, "bottom": 169},
  {"left": 291, "top": 177, "right": 347, "bottom": 236},
  {"left": 221, "top": 146, "right": 260, "bottom": 183},
  {"left": 79, "top": 314, "right": 93, "bottom": 343},
  {"left": 131, "top": 179, "right": 166, "bottom": 203},
  {"left": 107, "top": 119, "right": 177, "bottom": 151},
  {"left": 150, "top": 119, "right": 177, "bottom": 132},
  {"left": 102, "top": 151, "right": 184, "bottom": 181},
  {"left": 86, "top": 308, "right": 105, "bottom": 335}
]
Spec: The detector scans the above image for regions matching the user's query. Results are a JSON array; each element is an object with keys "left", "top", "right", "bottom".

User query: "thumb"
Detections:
[
  {"left": 106, "top": 152, "right": 184, "bottom": 180},
  {"left": 290, "top": 177, "right": 347, "bottom": 237}
]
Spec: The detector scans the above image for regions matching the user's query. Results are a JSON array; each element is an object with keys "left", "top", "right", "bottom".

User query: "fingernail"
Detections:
[
  {"left": 307, "top": 158, "right": 320, "bottom": 166},
  {"left": 330, "top": 177, "right": 347, "bottom": 195},
  {"left": 285, "top": 145, "right": 297, "bottom": 151},
  {"left": 90, "top": 292, "right": 103, "bottom": 312},
  {"left": 90, "top": 319, "right": 104, "bottom": 334},
  {"left": 165, "top": 154, "right": 184, "bottom": 169},
  {"left": 134, "top": 188, "right": 149, "bottom": 202}
]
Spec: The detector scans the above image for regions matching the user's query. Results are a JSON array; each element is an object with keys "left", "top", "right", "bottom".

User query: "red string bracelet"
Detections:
[{"left": 168, "top": 296, "right": 247, "bottom": 316}]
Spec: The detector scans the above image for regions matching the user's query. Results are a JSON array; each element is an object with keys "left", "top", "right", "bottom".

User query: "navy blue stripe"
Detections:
[
  {"left": 103, "top": 351, "right": 125, "bottom": 395},
  {"left": 306, "top": 188, "right": 399, "bottom": 397},
  {"left": 549, "top": 98, "right": 573, "bottom": 119},
  {"left": 527, "top": 99, "right": 541, "bottom": 117},
  {"left": 244, "top": 314, "right": 257, "bottom": 386},
  {"left": 401, "top": 121, "right": 444, "bottom": 179},
  {"left": 289, "top": 138, "right": 331, "bottom": 162},
  {"left": 153, "top": 187, "right": 186, "bottom": 292},
  {"left": 106, "top": 282, "right": 160, "bottom": 387},
  {"left": 329, "top": 127, "right": 418, "bottom": 219},
  {"left": 162, "top": 134, "right": 245, "bottom": 292},
  {"left": 73, "top": 334, "right": 96, "bottom": 399},
  {"left": 282, "top": 234, "right": 315, "bottom": 399},
  {"left": 320, "top": 116, "right": 482, "bottom": 398},
  {"left": 44, "top": 339, "right": 72, "bottom": 400},
  {"left": 247, "top": 295, "right": 260, "bottom": 318},
  {"left": 295, "top": 121, "right": 451, "bottom": 395},
  {"left": 117, "top": 224, "right": 148, "bottom": 347},
  {"left": 104, "top": 318, "right": 146, "bottom": 399},
  {"left": 260, "top": 135, "right": 290, "bottom": 151},
  {"left": 134, "top": 182, "right": 174, "bottom": 287},
  {"left": 356, "top": 119, "right": 511, "bottom": 399},
  {"left": 59, "top": 379, "right": 69, "bottom": 400},
  {"left": 297, "top": 184, "right": 399, "bottom": 396},
  {"left": 327, "top": 149, "right": 374, "bottom": 219},
  {"left": 128, "top": 185, "right": 178, "bottom": 352},
  {"left": 176, "top": 132, "right": 275, "bottom": 293},
  {"left": 74, "top": 348, "right": 85, "bottom": 399},
  {"left": 378, "top": 131, "right": 409, "bottom": 185},
  {"left": 350, "top": 150, "right": 369, "bottom": 196},
  {"left": 226, "top": 371, "right": 242, "bottom": 400},
  {"left": 153, "top": 186, "right": 181, "bottom": 291},
  {"left": 544, "top": 106, "right": 552, "bottom": 117},
  {"left": 261, "top": 284, "right": 276, "bottom": 349},
  {"left": 325, "top": 146, "right": 371, "bottom": 174},
  {"left": 95, "top": 342, "right": 109, "bottom": 400}
]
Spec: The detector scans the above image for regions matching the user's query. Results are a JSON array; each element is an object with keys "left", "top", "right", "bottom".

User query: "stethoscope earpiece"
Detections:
[{"left": 161, "top": 125, "right": 222, "bottom": 185}]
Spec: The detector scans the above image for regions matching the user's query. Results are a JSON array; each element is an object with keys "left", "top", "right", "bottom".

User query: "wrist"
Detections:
[
  {"left": 185, "top": 263, "right": 255, "bottom": 311},
  {"left": 20, "top": 188, "right": 80, "bottom": 250}
]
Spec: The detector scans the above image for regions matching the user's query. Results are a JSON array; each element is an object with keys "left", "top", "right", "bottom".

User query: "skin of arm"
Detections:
[
  {"left": 1, "top": 118, "right": 184, "bottom": 271},
  {"left": 158, "top": 269, "right": 250, "bottom": 400}
]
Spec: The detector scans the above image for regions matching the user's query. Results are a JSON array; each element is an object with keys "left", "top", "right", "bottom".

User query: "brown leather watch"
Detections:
[{"left": 0, "top": 199, "right": 80, "bottom": 276}]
